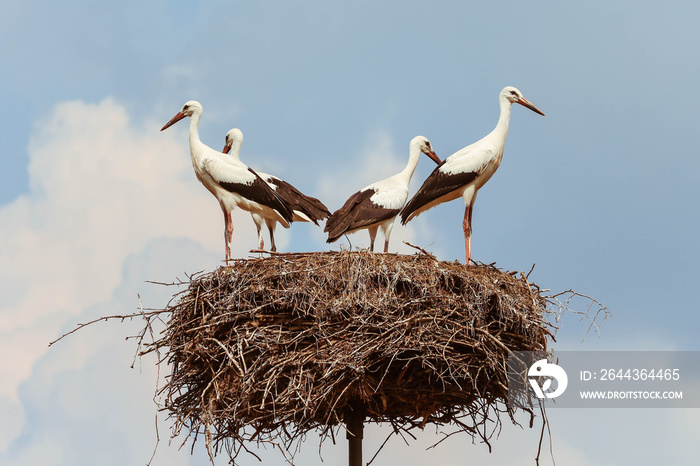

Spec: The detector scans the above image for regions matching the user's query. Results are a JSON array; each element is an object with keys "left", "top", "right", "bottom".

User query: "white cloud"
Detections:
[
  {"left": 3, "top": 238, "right": 215, "bottom": 465},
  {"left": 0, "top": 98, "right": 260, "bottom": 451}
]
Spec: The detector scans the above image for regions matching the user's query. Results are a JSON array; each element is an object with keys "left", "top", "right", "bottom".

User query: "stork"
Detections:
[
  {"left": 160, "top": 101, "right": 293, "bottom": 263},
  {"left": 400, "top": 86, "right": 544, "bottom": 264},
  {"left": 325, "top": 136, "right": 441, "bottom": 252},
  {"left": 222, "top": 128, "right": 330, "bottom": 251}
]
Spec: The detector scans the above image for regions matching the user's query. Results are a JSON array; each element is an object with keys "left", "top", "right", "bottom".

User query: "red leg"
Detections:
[
  {"left": 382, "top": 222, "right": 394, "bottom": 253},
  {"left": 268, "top": 225, "right": 277, "bottom": 252},
  {"left": 254, "top": 217, "right": 264, "bottom": 250},
  {"left": 462, "top": 203, "right": 473, "bottom": 265},
  {"left": 222, "top": 207, "right": 233, "bottom": 264},
  {"left": 368, "top": 226, "right": 378, "bottom": 252}
]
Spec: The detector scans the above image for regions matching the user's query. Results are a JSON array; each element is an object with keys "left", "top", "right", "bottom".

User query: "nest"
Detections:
[{"left": 149, "top": 251, "right": 553, "bottom": 462}]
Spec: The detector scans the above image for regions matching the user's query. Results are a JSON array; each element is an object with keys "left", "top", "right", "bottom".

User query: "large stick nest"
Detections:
[{"left": 150, "top": 251, "right": 553, "bottom": 461}]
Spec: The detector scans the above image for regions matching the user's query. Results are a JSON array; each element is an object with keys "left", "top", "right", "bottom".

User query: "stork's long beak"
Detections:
[
  {"left": 518, "top": 97, "right": 545, "bottom": 116},
  {"left": 222, "top": 143, "right": 231, "bottom": 154},
  {"left": 425, "top": 150, "right": 442, "bottom": 165},
  {"left": 160, "top": 112, "right": 186, "bottom": 131}
]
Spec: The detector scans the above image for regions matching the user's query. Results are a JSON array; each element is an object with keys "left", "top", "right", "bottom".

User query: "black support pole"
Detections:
[{"left": 345, "top": 402, "right": 365, "bottom": 466}]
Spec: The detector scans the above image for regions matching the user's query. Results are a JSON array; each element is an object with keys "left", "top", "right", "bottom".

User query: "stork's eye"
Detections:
[{"left": 510, "top": 90, "right": 518, "bottom": 96}]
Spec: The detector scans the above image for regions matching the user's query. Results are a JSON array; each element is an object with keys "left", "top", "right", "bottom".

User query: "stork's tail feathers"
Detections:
[
  {"left": 266, "top": 178, "right": 329, "bottom": 226},
  {"left": 324, "top": 213, "right": 350, "bottom": 244},
  {"left": 399, "top": 199, "right": 418, "bottom": 225},
  {"left": 273, "top": 191, "right": 295, "bottom": 225},
  {"left": 295, "top": 195, "right": 330, "bottom": 225}
]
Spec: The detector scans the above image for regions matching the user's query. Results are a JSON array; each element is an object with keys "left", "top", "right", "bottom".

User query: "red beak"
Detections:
[
  {"left": 425, "top": 150, "right": 441, "bottom": 165},
  {"left": 518, "top": 97, "right": 545, "bottom": 116},
  {"left": 160, "top": 112, "right": 186, "bottom": 131},
  {"left": 222, "top": 143, "right": 231, "bottom": 154}
]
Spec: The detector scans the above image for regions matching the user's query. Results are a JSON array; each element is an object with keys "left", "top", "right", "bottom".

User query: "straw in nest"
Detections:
[{"left": 144, "top": 251, "right": 552, "bottom": 463}]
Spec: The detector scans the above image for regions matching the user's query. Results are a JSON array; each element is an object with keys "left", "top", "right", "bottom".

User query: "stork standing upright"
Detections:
[
  {"left": 325, "top": 136, "right": 441, "bottom": 253},
  {"left": 400, "top": 86, "right": 545, "bottom": 264},
  {"left": 160, "top": 101, "right": 293, "bottom": 263},
  {"left": 222, "top": 128, "right": 330, "bottom": 252}
]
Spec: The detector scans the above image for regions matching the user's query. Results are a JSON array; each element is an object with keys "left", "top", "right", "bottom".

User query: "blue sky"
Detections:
[{"left": 1, "top": 1, "right": 699, "bottom": 465}]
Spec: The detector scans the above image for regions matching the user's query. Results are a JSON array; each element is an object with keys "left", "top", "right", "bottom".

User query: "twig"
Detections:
[
  {"left": 546, "top": 289, "right": 611, "bottom": 343},
  {"left": 48, "top": 310, "right": 168, "bottom": 347},
  {"left": 525, "top": 263, "right": 536, "bottom": 280},
  {"left": 534, "top": 399, "right": 555, "bottom": 466},
  {"left": 402, "top": 240, "right": 436, "bottom": 258},
  {"left": 249, "top": 249, "right": 318, "bottom": 257}
]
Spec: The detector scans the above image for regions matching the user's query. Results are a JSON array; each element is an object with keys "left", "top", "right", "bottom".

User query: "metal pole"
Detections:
[{"left": 346, "top": 402, "right": 365, "bottom": 466}]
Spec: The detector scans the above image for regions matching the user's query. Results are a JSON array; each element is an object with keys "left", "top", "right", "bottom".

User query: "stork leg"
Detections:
[
  {"left": 462, "top": 203, "right": 473, "bottom": 265},
  {"left": 254, "top": 220, "right": 265, "bottom": 250},
  {"left": 367, "top": 226, "right": 379, "bottom": 252},
  {"left": 266, "top": 220, "right": 277, "bottom": 252},
  {"left": 382, "top": 222, "right": 395, "bottom": 253},
  {"left": 222, "top": 206, "right": 233, "bottom": 264}
]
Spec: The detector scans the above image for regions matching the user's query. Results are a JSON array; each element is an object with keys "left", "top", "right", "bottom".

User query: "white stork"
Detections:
[
  {"left": 222, "top": 128, "right": 330, "bottom": 251},
  {"left": 400, "top": 86, "right": 544, "bottom": 264},
  {"left": 325, "top": 136, "right": 441, "bottom": 252},
  {"left": 160, "top": 101, "right": 293, "bottom": 263}
]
